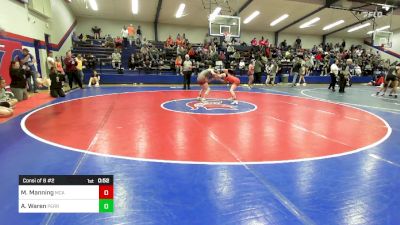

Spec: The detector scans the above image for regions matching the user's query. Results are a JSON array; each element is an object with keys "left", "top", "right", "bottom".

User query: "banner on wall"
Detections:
[{"left": 0, "top": 39, "right": 23, "bottom": 84}]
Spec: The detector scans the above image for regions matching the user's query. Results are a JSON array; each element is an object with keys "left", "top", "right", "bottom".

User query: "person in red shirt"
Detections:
[
  {"left": 64, "top": 50, "right": 83, "bottom": 89},
  {"left": 217, "top": 69, "right": 241, "bottom": 104},
  {"left": 165, "top": 35, "right": 174, "bottom": 48},
  {"left": 251, "top": 38, "right": 258, "bottom": 46},
  {"left": 259, "top": 36, "right": 267, "bottom": 47}
]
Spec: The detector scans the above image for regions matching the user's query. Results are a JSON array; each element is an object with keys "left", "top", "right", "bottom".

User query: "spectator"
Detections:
[
  {"left": 48, "top": 67, "right": 66, "bottom": 98},
  {"left": 165, "top": 35, "right": 174, "bottom": 48},
  {"left": 88, "top": 70, "right": 100, "bottom": 87},
  {"left": 64, "top": 50, "right": 83, "bottom": 89},
  {"left": 19, "top": 48, "right": 38, "bottom": 93},
  {"left": 72, "top": 32, "right": 80, "bottom": 47},
  {"left": 295, "top": 36, "right": 302, "bottom": 49},
  {"left": 175, "top": 55, "right": 182, "bottom": 75},
  {"left": 128, "top": 53, "right": 136, "bottom": 70},
  {"left": 254, "top": 58, "right": 263, "bottom": 84},
  {"left": 115, "top": 36, "right": 123, "bottom": 49},
  {"left": 46, "top": 51, "right": 55, "bottom": 76},
  {"left": 136, "top": 25, "right": 142, "bottom": 43},
  {"left": 329, "top": 59, "right": 339, "bottom": 92},
  {"left": 280, "top": 40, "right": 287, "bottom": 50},
  {"left": 76, "top": 54, "right": 85, "bottom": 82},
  {"left": 251, "top": 38, "right": 258, "bottom": 47},
  {"left": 266, "top": 59, "right": 278, "bottom": 86},
  {"left": 0, "top": 75, "right": 18, "bottom": 108},
  {"left": 127, "top": 24, "right": 135, "bottom": 46},
  {"left": 111, "top": 49, "right": 122, "bottom": 69},
  {"left": 291, "top": 57, "right": 301, "bottom": 87},
  {"left": 55, "top": 57, "right": 65, "bottom": 74},
  {"left": 259, "top": 36, "right": 267, "bottom": 47},
  {"left": 182, "top": 54, "right": 193, "bottom": 90},
  {"left": 143, "top": 55, "right": 152, "bottom": 71},
  {"left": 121, "top": 26, "right": 129, "bottom": 48},
  {"left": 9, "top": 61, "right": 29, "bottom": 101},
  {"left": 92, "top": 26, "right": 101, "bottom": 39},
  {"left": 105, "top": 34, "right": 115, "bottom": 48}
]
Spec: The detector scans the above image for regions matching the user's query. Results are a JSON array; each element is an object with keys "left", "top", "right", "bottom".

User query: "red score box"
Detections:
[{"left": 99, "top": 185, "right": 114, "bottom": 199}]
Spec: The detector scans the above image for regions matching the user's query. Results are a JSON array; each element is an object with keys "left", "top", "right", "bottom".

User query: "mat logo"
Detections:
[
  {"left": 161, "top": 98, "right": 257, "bottom": 115},
  {"left": 186, "top": 100, "right": 237, "bottom": 111}
]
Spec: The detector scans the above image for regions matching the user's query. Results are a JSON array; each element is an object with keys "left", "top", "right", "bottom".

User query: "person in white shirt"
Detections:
[
  {"left": 121, "top": 26, "right": 129, "bottom": 48},
  {"left": 329, "top": 60, "right": 339, "bottom": 92},
  {"left": 182, "top": 55, "right": 193, "bottom": 90},
  {"left": 46, "top": 51, "right": 55, "bottom": 77}
]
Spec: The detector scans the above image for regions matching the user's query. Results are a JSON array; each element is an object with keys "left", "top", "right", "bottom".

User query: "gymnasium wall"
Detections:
[
  {"left": 0, "top": 0, "right": 76, "bottom": 79},
  {"left": 75, "top": 17, "right": 364, "bottom": 49}
]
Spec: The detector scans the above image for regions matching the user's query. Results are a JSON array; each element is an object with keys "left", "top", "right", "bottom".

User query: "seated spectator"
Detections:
[
  {"left": 143, "top": 55, "right": 152, "bottom": 71},
  {"left": 251, "top": 38, "right": 258, "bottom": 47},
  {"left": 188, "top": 47, "right": 196, "bottom": 59},
  {"left": 0, "top": 75, "right": 18, "bottom": 111},
  {"left": 111, "top": 49, "right": 122, "bottom": 69},
  {"left": 48, "top": 67, "right": 66, "bottom": 98},
  {"left": 177, "top": 45, "right": 187, "bottom": 58},
  {"left": 176, "top": 36, "right": 184, "bottom": 47},
  {"left": 86, "top": 54, "right": 97, "bottom": 70},
  {"left": 158, "top": 57, "right": 165, "bottom": 69},
  {"left": 165, "top": 35, "right": 174, "bottom": 48},
  {"left": 104, "top": 35, "right": 115, "bottom": 48},
  {"left": 149, "top": 45, "right": 159, "bottom": 61},
  {"left": 9, "top": 61, "right": 29, "bottom": 102},
  {"left": 140, "top": 45, "right": 149, "bottom": 56},
  {"left": 88, "top": 70, "right": 100, "bottom": 87},
  {"left": 128, "top": 53, "right": 136, "bottom": 70},
  {"left": 72, "top": 32, "right": 80, "bottom": 47},
  {"left": 92, "top": 26, "right": 101, "bottom": 39},
  {"left": 259, "top": 36, "right": 267, "bottom": 47},
  {"left": 115, "top": 36, "right": 123, "bottom": 49}
]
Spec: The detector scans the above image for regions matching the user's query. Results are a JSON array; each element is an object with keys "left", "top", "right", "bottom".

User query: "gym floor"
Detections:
[{"left": 1, "top": 84, "right": 399, "bottom": 225}]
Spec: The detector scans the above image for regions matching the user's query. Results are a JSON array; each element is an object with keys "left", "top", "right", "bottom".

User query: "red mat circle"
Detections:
[{"left": 23, "top": 91, "right": 390, "bottom": 163}]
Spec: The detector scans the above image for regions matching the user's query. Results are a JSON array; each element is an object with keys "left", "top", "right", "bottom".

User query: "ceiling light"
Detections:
[
  {"left": 347, "top": 23, "right": 370, "bottom": 32},
  {"left": 323, "top": 20, "right": 344, "bottom": 30},
  {"left": 270, "top": 14, "right": 289, "bottom": 26},
  {"left": 176, "top": 3, "right": 185, "bottom": 18},
  {"left": 243, "top": 11, "right": 260, "bottom": 24},
  {"left": 209, "top": 7, "right": 221, "bottom": 20},
  {"left": 132, "top": 0, "right": 138, "bottom": 14},
  {"left": 367, "top": 30, "right": 374, "bottom": 34},
  {"left": 376, "top": 25, "right": 390, "bottom": 31},
  {"left": 299, "top": 17, "right": 320, "bottom": 29},
  {"left": 88, "top": 0, "right": 98, "bottom": 11}
]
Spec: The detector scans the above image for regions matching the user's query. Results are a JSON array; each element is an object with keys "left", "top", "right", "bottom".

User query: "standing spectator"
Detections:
[
  {"left": 182, "top": 55, "right": 193, "bottom": 90},
  {"left": 291, "top": 57, "right": 301, "bottom": 87},
  {"left": 295, "top": 36, "right": 302, "bottom": 49},
  {"left": 48, "top": 67, "right": 66, "bottom": 98},
  {"left": 64, "top": 50, "right": 83, "bottom": 89},
  {"left": 175, "top": 55, "right": 183, "bottom": 75},
  {"left": 46, "top": 51, "right": 55, "bottom": 76},
  {"left": 339, "top": 59, "right": 351, "bottom": 93},
  {"left": 297, "top": 59, "right": 307, "bottom": 86},
  {"left": 76, "top": 54, "right": 85, "bottom": 82},
  {"left": 254, "top": 58, "right": 263, "bottom": 84},
  {"left": 55, "top": 57, "right": 65, "bottom": 74},
  {"left": 121, "top": 26, "right": 129, "bottom": 48},
  {"left": 92, "top": 26, "right": 101, "bottom": 39},
  {"left": 248, "top": 60, "right": 255, "bottom": 88},
  {"left": 19, "top": 48, "right": 38, "bottom": 93},
  {"left": 127, "top": 24, "right": 135, "bottom": 46},
  {"left": 9, "top": 61, "right": 29, "bottom": 101},
  {"left": 71, "top": 32, "right": 80, "bottom": 47},
  {"left": 111, "top": 49, "right": 122, "bottom": 69},
  {"left": 259, "top": 36, "right": 267, "bottom": 47},
  {"left": 266, "top": 59, "right": 278, "bottom": 86},
  {"left": 329, "top": 60, "right": 339, "bottom": 92},
  {"left": 136, "top": 25, "right": 142, "bottom": 44}
]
